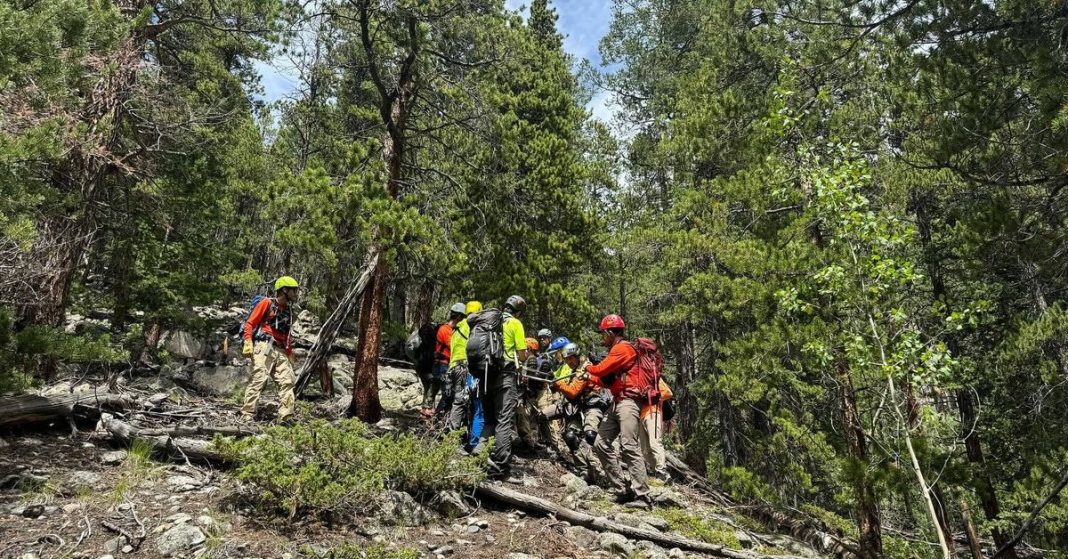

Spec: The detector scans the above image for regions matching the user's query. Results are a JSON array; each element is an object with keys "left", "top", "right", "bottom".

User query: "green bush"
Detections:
[{"left": 216, "top": 419, "right": 486, "bottom": 518}]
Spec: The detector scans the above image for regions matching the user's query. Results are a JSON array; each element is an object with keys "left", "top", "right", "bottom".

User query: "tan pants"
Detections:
[
  {"left": 241, "top": 341, "right": 296, "bottom": 420},
  {"left": 639, "top": 410, "right": 667, "bottom": 475},
  {"left": 593, "top": 399, "right": 649, "bottom": 498}
]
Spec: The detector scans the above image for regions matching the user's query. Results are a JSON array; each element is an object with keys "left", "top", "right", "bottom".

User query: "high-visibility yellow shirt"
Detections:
[
  {"left": 449, "top": 319, "right": 470, "bottom": 368},
  {"left": 502, "top": 314, "right": 525, "bottom": 363}
]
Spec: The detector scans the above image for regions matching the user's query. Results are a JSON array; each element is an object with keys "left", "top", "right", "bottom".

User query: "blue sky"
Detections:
[{"left": 256, "top": 0, "right": 616, "bottom": 121}]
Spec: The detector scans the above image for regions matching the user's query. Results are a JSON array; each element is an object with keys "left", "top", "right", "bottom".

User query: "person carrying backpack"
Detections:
[
  {"left": 580, "top": 314, "right": 659, "bottom": 509},
  {"left": 422, "top": 303, "right": 464, "bottom": 417},
  {"left": 467, "top": 295, "right": 529, "bottom": 480},
  {"left": 542, "top": 342, "right": 610, "bottom": 480},
  {"left": 443, "top": 301, "right": 482, "bottom": 435},
  {"left": 241, "top": 276, "right": 300, "bottom": 423},
  {"left": 640, "top": 378, "right": 674, "bottom": 482}
]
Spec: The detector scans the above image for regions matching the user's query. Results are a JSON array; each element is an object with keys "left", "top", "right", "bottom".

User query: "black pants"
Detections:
[{"left": 481, "top": 363, "right": 519, "bottom": 476}]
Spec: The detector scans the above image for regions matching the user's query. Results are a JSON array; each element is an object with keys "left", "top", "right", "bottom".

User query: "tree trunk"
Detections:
[
  {"left": 835, "top": 356, "right": 883, "bottom": 558},
  {"left": 911, "top": 190, "right": 1016, "bottom": 557},
  {"left": 347, "top": 261, "right": 387, "bottom": 422},
  {"left": 960, "top": 497, "right": 985, "bottom": 559},
  {"left": 410, "top": 280, "right": 435, "bottom": 329},
  {"left": 675, "top": 319, "right": 698, "bottom": 440}
]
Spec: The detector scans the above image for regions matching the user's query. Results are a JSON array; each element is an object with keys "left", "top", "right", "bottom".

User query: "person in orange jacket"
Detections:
[
  {"left": 542, "top": 343, "right": 610, "bottom": 479},
  {"left": 241, "top": 276, "right": 299, "bottom": 423},
  {"left": 640, "top": 378, "right": 673, "bottom": 482},
  {"left": 580, "top": 314, "right": 651, "bottom": 509}
]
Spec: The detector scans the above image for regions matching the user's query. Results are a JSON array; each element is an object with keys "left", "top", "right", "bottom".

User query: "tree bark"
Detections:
[
  {"left": 410, "top": 280, "right": 436, "bottom": 330},
  {"left": 475, "top": 482, "right": 793, "bottom": 559},
  {"left": 835, "top": 355, "right": 883, "bottom": 559},
  {"left": 0, "top": 391, "right": 133, "bottom": 427},
  {"left": 348, "top": 261, "right": 387, "bottom": 422}
]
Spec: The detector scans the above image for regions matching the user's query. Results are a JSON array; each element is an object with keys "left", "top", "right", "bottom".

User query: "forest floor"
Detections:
[{"left": 0, "top": 363, "right": 830, "bottom": 559}]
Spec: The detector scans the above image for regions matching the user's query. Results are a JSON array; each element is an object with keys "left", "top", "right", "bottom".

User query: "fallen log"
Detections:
[
  {"left": 475, "top": 482, "right": 798, "bottom": 559},
  {"left": 96, "top": 413, "right": 231, "bottom": 465},
  {"left": 666, "top": 453, "right": 855, "bottom": 557},
  {"left": 295, "top": 249, "right": 379, "bottom": 396},
  {"left": 0, "top": 391, "right": 133, "bottom": 428}
]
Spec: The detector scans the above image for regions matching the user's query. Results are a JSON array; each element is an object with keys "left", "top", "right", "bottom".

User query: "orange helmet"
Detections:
[{"left": 525, "top": 337, "right": 540, "bottom": 352}]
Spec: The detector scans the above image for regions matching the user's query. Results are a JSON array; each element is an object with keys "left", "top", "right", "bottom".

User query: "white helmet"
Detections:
[{"left": 562, "top": 343, "right": 581, "bottom": 359}]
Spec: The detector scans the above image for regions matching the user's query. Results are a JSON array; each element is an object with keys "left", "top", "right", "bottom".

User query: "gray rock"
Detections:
[
  {"left": 182, "top": 365, "right": 245, "bottom": 397},
  {"left": 167, "top": 475, "right": 202, "bottom": 492},
  {"left": 667, "top": 548, "right": 686, "bottom": 559},
  {"left": 561, "top": 473, "right": 589, "bottom": 494},
  {"left": 636, "top": 540, "right": 669, "bottom": 559},
  {"left": 101, "top": 450, "right": 128, "bottom": 465},
  {"left": 156, "top": 524, "right": 206, "bottom": 557},
  {"left": 466, "top": 524, "right": 480, "bottom": 534},
  {"left": 599, "top": 532, "right": 634, "bottom": 556},
  {"left": 62, "top": 471, "right": 102, "bottom": 495},
  {"left": 374, "top": 490, "right": 430, "bottom": 527},
  {"left": 104, "top": 536, "right": 125, "bottom": 553},
  {"left": 21, "top": 504, "right": 44, "bottom": 518},
  {"left": 506, "top": 554, "right": 539, "bottom": 559},
  {"left": 562, "top": 525, "right": 598, "bottom": 549},
  {"left": 432, "top": 545, "right": 454, "bottom": 555},
  {"left": 164, "top": 331, "right": 206, "bottom": 360},
  {"left": 122, "top": 545, "right": 134, "bottom": 553},
  {"left": 613, "top": 512, "right": 669, "bottom": 532},
  {"left": 432, "top": 490, "right": 470, "bottom": 518},
  {"left": 735, "top": 530, "right": 755, "bottom": 548},
  {"left": 648, "top": 487, "right": 683, "bottom": 507},
  {"left": 0, "top": 437, "right": 8, "bottom": 449},
  {"left": 378, "top": 366, "right": 420, "bottom": 389},
  {"left": 290, "top": 310, "right": 321, "bottom": 345},
  {"left": 99, "top": 555, "right": 116, "bottom": 559},
  {"left": 62, "top": 503, "right": 82, "bottom": 514}
]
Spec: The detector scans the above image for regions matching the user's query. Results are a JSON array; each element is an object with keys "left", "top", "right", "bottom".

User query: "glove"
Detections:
[{"left": 242, "top": 340, "right": 254, "bottom": 358}]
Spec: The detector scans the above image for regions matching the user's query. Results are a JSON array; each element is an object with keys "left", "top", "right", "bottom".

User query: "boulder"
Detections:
[
  {"left": 431, "top": 490, "right": 471, "bottom": 518},
  {"left": 562, "top": 525, "right": 598, "bottom": 549},
  {"left": 378, "top": 366, "right": 420, "bottom": 389},
  {"left": 598, "top": 532, "right": 634, "bottom": 556},
  {"left": 183, "top": 365, "right": 245, "bottom": 397},
  {"left": 374, "top": 490, "right": 430, "bottom": 527},
  {"left": 561, "top": 473, "right": 588, "bottom": 495},
  {"left": 156, "top": 524, "right": 206, "bottom": 557},
  {"left": 63, "top": 471, "right": 102, "bottom": 495},
  {"left": 163, "top": 331, "right": 206, "bottom": 360},
  {"left": 290, "top": 310, "right": 321, "bottom": 345}
]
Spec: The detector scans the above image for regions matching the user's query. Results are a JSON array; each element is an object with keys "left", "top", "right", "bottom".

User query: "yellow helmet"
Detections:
[
  {"left": 274, "top": 276, "right": 299, "bottom": 291},
  {"left": 466, "top": 300, "right": 483, "bottom": 314}
]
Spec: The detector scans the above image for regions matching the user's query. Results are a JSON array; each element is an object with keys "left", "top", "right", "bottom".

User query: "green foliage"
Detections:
[
  {"left": 657, "top": 508, "right": 741, "bottom": 548},
  {"left": 216, "top": 420, "right": 486, "bottom": 517}
]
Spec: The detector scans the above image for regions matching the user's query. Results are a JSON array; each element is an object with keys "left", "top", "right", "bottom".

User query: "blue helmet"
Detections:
[{"left": 548, "top": 336, "right": 570, "bottom": 352}]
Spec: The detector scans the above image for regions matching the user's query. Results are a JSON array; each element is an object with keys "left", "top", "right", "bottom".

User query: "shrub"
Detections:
[
  {"left": 302, "top": 543, "right": 419, "bottom": 559},
  {"left": 216, "top": 419, "right": 486, "bottom": 518}
]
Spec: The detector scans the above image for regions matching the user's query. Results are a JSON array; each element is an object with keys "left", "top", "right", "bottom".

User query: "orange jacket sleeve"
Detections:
[
  {"left": 585, "top": 342, "right": 637, "bottom": 380},
  {"left": 556, "top": 377, "right": 587, "bottom": 400},
  {"left": 244, "top": 298, "right": 272, "bottom": 342}
]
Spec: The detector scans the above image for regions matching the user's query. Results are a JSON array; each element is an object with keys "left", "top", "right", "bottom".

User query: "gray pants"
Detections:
[
  {"left": 594, "top": 398, "right": 649, "bottom": 498},
  {"left": 444, "top": 362, "right": 469, "bottom": 431},
  {"left": 482, "top": 366, "right": 518, "bottom": 475}
]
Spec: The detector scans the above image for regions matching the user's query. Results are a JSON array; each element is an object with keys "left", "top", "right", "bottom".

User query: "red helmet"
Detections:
[{"left": 599, "top": 314, "right": 626, "bottom": 331}]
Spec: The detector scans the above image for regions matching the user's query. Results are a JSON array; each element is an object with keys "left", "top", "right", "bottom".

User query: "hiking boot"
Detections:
[
  {"left": 275, "top": 415, "right": 296, "bottom": 427},
  {"left": 653, "top": 470, "right": 672, "bottom": 483},
  {"left": 612, "top": 490, "right": 637, "bottom": 504}
]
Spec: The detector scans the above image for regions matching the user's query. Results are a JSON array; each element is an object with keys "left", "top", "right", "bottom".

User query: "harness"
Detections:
[{"left": 251, "top": 298, "right": 292, "bottom": 349}]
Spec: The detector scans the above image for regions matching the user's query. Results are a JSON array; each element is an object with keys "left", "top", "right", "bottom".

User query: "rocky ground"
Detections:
[{"left": 0, "top": 310, "right": 833, "bottom": 559}]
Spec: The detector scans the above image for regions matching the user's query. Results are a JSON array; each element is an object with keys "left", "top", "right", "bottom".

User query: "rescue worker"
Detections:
[
  {"left": 543, "top": 343, "right": 609, "bottom": 479},
  {"left": 443, "top": 301, "right": 481, "bottom": 434},
  {"left": 581, "top": 314, "right": 652, "bottom": 509},
  {"left": 517, "top": 337, "right": 549, "bottom": 451},
  {"left": 536, "top": 328, "right": 553, "bottom": 352},
  {"left": 640, "top": 378, "right": 674, "bottom": 482},
  {"left": 423, "top": 303, "right": 464, "bottom": 417},
  {"left": 241, "top": 276, "right": 299, "bottom": 423},
  {"left": 482, "top": 295, "right": 528, "bottom": 480}
]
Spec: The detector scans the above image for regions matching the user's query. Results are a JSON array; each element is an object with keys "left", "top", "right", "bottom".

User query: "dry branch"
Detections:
[{"left": 475, "top": 482, "right": 797, "bottom": 559}]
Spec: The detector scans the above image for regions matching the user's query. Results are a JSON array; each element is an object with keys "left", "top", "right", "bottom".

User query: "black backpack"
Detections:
[{"left": 466, "top": 308, "right": 504, "bottom": 373}]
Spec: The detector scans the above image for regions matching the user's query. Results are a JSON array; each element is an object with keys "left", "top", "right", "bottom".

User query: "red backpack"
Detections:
[{"left": 622, "top": 338, "right": 663, "bottom": 405}]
